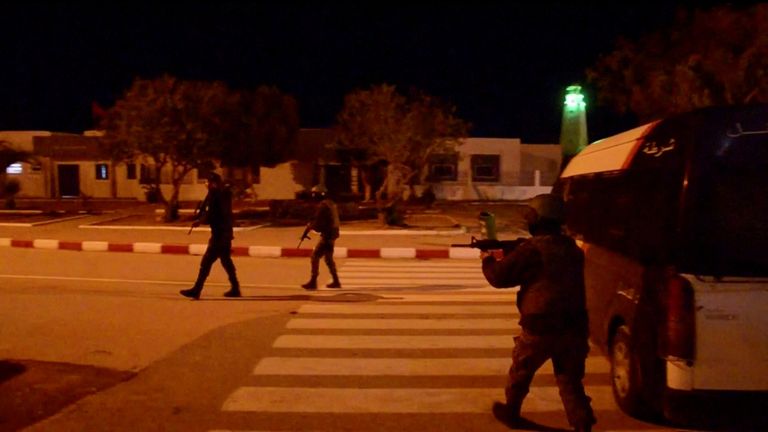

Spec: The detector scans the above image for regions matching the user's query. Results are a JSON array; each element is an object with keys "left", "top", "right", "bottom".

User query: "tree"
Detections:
[
  {"left": 587, "top": 4, "right": 768, "bottom": 122},
  {"left": 333, "top": 84, "right": 469, "bottom": 203},
  {"left": 100, "top": 75, "right": 233, "bottom": 220},
  {"left": 102, "top": 76, "right": 301, "bottom": 220},
  {"left": 220, "top": 85, "right": 300, "bottom": 169}
]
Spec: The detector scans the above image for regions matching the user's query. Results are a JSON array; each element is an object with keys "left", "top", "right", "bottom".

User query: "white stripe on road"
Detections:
[
  {"left": 286, "top": 318, "right": 516, "bottom": 329},
  {"left": 375, "top": 293, "right": 515, "bottom": 302},
  {"left": 341, "top": 268, "right": 483, "bottom": 274},
  {"left": 342, "top": 260, "right": 479, "bottom": 268},
  {"left": 252, "top": 356, "right": 611, "bottom": 376},
  {"left": 222, "top": 385, "right": 614, "bottom": 413},
  {"left": 253, "top": 357, "right": 510, "bottom": 375},
  {"left": 273, "top": 334, "right": 516, "bottom": 349},
  {"left": 0, "top": 274, "right": 310, "bottom": 290},
  {"left": 340, "top": 274, "right": 484, "bottom": 281},
  {"left": 297, "top": 304, "right": 512, "bottom": 314}
]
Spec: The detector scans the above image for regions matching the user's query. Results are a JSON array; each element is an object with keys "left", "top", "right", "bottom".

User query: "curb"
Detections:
[{"left": 0, "top": 238, "right": 481, "bottom": 259}]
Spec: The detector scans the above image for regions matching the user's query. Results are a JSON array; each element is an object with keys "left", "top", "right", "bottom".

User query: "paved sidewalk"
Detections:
[{"left": 0, "top": 205, "right": 529, "bottom": 259}]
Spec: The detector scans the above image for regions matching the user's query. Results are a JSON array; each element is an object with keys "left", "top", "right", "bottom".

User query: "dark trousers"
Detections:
[
  {"left": 309, "top": 237, "right": 339, "bottom": 283},
  {"left": 506, "top": 329, "right": 595, "bottom": 429},
  {"left": 193, "top": 235, "right": 239, "bottom": 291}
]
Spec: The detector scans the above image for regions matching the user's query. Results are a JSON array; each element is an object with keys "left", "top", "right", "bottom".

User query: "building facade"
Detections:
[{"left": 3, "top": 130, "right": 560, "bottom": 202}]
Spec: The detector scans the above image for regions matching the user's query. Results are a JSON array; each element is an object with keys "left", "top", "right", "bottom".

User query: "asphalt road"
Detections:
[{"left": 0, "top": 246, "right": 709, "bottom": 432}]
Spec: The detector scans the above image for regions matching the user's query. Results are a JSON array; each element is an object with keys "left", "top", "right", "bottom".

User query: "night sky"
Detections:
[{"left": 0, "top": 2, "right": 736, "bottom": 143}]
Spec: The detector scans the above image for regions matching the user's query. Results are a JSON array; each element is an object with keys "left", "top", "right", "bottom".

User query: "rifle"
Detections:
[
  {"left": 451, "top": 236, "right": 525, "bottom": 254},
  {"left": 187, "top": 196, "right": 208, "bottom": 235},
  {"left": 297, "top": 222, "right": 312, "bottom": 248}
]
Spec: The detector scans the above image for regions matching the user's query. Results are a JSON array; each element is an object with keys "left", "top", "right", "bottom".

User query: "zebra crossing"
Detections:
[
  {"left": 334, "top": 259, "right": 490, "bottom": 290},
  {"left": 208, "top": 287, "right": 673, "bottom": 431}
]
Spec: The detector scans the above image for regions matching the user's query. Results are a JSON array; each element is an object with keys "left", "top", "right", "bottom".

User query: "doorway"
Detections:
[{"left": 57, "top": 164, "right": 80, "bottom": 197}]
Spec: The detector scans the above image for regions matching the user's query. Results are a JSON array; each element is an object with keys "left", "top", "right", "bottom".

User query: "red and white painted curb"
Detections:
[{"left": 0, "top": 238, "right": 480, "bottom": 259}]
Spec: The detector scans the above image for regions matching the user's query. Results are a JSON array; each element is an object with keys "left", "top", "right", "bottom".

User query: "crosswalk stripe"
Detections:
[
  {"left": 297, "top": 304, "right": 512, "bottom": 314},
  {"left": 340, "top": 273, "right": 483, "bottom": 279},
  {"left": 374, "top": 293, "right": 515, "bottom": 302},
  {"left": 252, "top": 357, "right": 611, "bottom": 375},
  {"left": 341, "top": 260, "right": 480, "bottom": 268},
  {"left": 341, "top": 266, "right": 482, "bottom": 272},
  {"left": 221, "top": 385, "right": 614, "bottom": 413},
  {"left": 339, "top": 274, "right": 488, "bottom": 288},
  {"left": 273, "top": 334, "right": 516, "bottom": 349},
  {"left": 336, "top": 259, "right": 489, "bottom": 289},
  {"left": 286, "top": 318, "right": 516, "bottom": 329}
]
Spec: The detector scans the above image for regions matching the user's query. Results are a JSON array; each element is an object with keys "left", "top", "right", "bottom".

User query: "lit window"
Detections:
[
  {"left": 96, "top": 163, "right": 109, "bottom": 180},
  {"left": 6, "top": 163, "right": 22, "bottom": 174}
]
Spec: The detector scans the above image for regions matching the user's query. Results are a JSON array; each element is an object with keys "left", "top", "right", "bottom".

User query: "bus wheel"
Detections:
[{"left": 611, "top": 325, "right": 644, "bottom": 416}]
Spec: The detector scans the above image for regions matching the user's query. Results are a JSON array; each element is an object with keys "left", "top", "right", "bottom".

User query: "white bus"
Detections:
[{"left": 555, "top": 104, "right": 768, "bottom": 427}]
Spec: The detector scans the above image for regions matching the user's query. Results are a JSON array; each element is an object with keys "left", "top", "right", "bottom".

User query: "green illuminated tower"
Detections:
[{"left": 559, "top": 85, "right": 588, "bottom": 171}]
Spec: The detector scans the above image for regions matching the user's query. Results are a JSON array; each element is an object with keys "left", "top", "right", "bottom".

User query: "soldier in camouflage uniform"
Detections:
[
  {"left": 301, "top": 187, "right": 341, "bottom": 290},
  {"left": 482, "top": 193, "right": 595, "bottom": 432}
]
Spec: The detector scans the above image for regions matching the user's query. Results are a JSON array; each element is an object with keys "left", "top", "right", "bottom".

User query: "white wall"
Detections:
[{"left": 251, "top": 162, "right": 305, "bottom": 200}]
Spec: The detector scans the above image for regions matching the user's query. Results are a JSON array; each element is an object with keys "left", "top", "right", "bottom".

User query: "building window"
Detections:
[
  {"left": 95, "top": 163, "right": 109, "bottom": 180},
  {"left": 140, "top": 164, "right": 157, "bottom": 184},
  {"left": 428, "top": 154, "right": 458, "bottom": 181},
  {"left": 126, "top": 163, "right": 137, "bottom": 180},
  {"left": 471, "top": 154, "right": 500, "bottom": 182},
  {"left": 5, "top": 163, "right": 22, "bottom": 174}
]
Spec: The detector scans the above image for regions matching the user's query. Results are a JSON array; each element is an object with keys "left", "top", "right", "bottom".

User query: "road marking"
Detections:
[
  {"left": 0, "top": 274, "right": 309, "bottom": 290},
  {"left": 374, "top": 293, "right": 515, "bottom": 302},
  {"left": 297, "top": 304, "right": 512, "bottom": 314},
  {"left": 273, "top": 334, "right": 516, "bottom": 349},
  {"left": 222, "top": 386, "right": 614, "bottom": 413},
  {"left": 253, "top": 356, "right": 611, "bottom": 376},
  {"left": 337, "top": 259, "right": 489, "bottom": 289},
  {"left": 286, "top": 317, "right": 516, "bottom": 329}
]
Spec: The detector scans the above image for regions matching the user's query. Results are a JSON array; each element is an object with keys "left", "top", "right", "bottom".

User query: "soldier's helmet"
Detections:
[
  {"left": 310, "top": 185, "right": 327, "bottom": 201},
  {"left": 207, "top": 172, "right": 223, "bottom": 185},
  {"left": 526, "top": 193, "right": 565, "bottom": 225}
]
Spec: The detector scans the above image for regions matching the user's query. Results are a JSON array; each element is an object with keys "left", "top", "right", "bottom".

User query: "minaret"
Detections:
[{"left": 559, "top": 85, "right": 588, "bottom": 172}]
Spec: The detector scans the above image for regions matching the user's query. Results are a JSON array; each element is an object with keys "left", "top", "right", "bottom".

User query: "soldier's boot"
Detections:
[
  {"left": 180, "top": 286, "right": 202, "bottom": 300},
  {"left": 327, "top": 269, "right": 341, "bottom": 288},
  {"left": 302, "top": 279, "right": 317, "bottom": 290},
  {"left": 223, "top": 275, "right": 241, "bottom": 298},
  {"left": 491, "top": 400, "right": 523, "bottom": 427}
]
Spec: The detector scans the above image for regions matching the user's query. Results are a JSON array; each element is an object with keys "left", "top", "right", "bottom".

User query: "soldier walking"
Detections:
[
  {"left": 180, "top": 172, "right": 241, "bottom": 299},
  {"left": 301, "top": 187, "right": 341, "bottom": 290},
  {"left": 481, "top": 193, "right": 595, "bottom": 432}
]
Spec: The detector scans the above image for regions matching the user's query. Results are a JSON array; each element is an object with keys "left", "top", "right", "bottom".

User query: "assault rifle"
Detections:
[
  {"left": 297, "top": 222, "right": 312, "bottom": 248},
  {"left": 451, "top": 236, "right": 525, "bottom": 254},
  {"left": 187, "top": 196, "right": 208, "bottom": 235}
]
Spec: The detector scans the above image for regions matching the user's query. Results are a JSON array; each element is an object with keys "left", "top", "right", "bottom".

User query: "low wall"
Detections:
[{"left": 432, "top": 185, "right": 553, "bottom": 201}]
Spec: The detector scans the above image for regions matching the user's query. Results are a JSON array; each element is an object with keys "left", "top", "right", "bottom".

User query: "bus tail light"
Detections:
[{"left": 659, "top": 270, "right": 696, "bottom": 361}]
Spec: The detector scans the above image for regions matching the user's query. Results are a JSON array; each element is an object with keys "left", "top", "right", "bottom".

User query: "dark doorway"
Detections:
[
  {"left": 324, "top": 164, "right": 351, "bottom": 197},
  {"left": 57, "top": 164, "right": 80, "bottom": 197}
]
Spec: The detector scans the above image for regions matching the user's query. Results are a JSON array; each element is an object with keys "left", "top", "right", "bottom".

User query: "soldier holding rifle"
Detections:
[
  {"left": 479, "top": 194, "right": 595, "bottom": 432},
  {"left": 300, "top": 186, "right": 341, "bottom": 290},
  {"left": 180, "top": 172, "right": 241, "bottom": 300}
]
